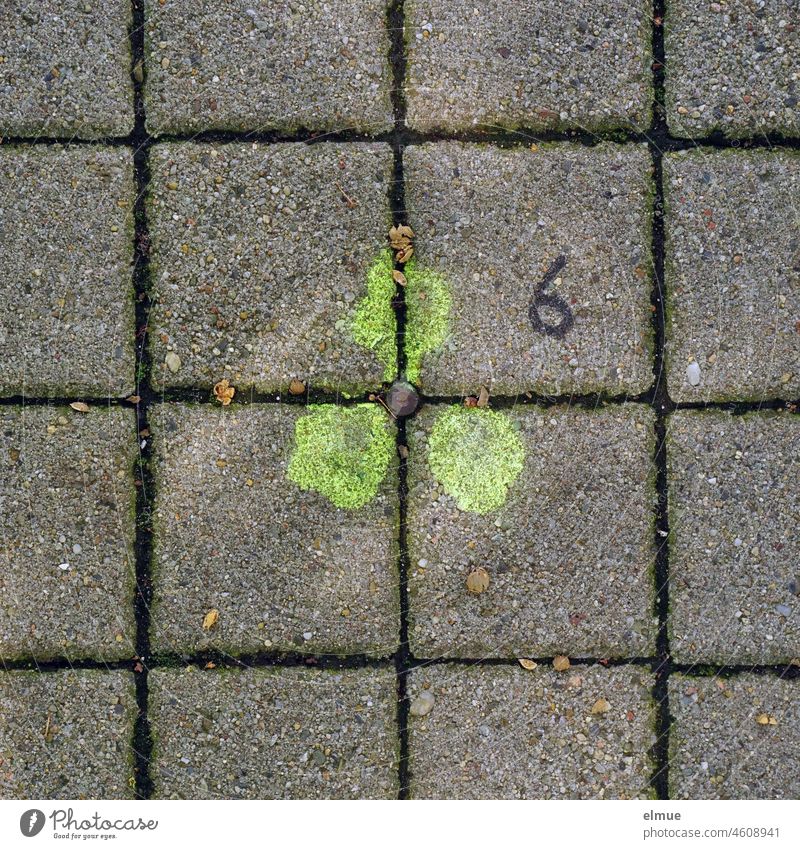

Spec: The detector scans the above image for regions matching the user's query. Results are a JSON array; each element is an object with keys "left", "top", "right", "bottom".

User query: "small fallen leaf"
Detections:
[
  {"left": 552, "top": 655, "right": 571, "bottom": 672},
  {"left": 463, "top": 396, "right": 478, "bottom": 408},
  {"left": 518, "top": 658, "right": 537, "bottom": 670},
  {"left": 213, "top": 379, "right": 235, "bottom": 406},
  {"left": 205, "top": 661, "right": 216, "bottom": 669},
  {"left": 755, "top": 713, "right": 778, "bottom": 726},
  {"left": 477, "top": 386, "right": 490, "bottom": 407},
  {"left": 465, "top": 567, "right": 490, "bottom": 595},
  {"left": 202, "top": 608, "right": 219, "bottom": 630},
  {"left": 591, "top": 698, "right": 611, "bottom": 715},
  {"left": 392, "top": 270, "right": 407, "bottom": 286},
  {"left": 69, "top": 402, "right": 90, "bottom": 413},
  {"left": 126, "top": 395, "right": 141, "bottom": 404},
  {"left": 396, "top": 224, "right": 414, "bottom": 239},
  {"left": 396, "top": 245, "right": 414, "bottom": 264},
  {"left": 289, "top": 378, "right": 306, "bottom": 395}
]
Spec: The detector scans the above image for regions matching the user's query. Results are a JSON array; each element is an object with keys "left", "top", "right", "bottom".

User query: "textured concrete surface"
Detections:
[
  {"left": 404, "top": 142, "right": 654, "bottom": 395},
  {"left": 664, "top": 149, "right": 800, "bottom": 402},
  {"left": 0, "top": 146, "right": 136, "bottom": 397},
  {"left": 0, "top": 406, "right": 138, "bottom": 660},
  {"left": 670, "top": 673, "right": 800, "bottom": 799},
  {"left": 668, "top": 411, "right": 799, "bottom": 664},
  {"left": 408, "top": 664, "right": 656, "bottom": 799},
  {"left": 0, "top": 670, "right": 137, "bottom": 799},
  {"left": 143, "top": 0, "right": 393, "bottom": 135},
  {"left": 150, "top": 404, "right": 399, "bottom": 657},
  {"left": 148, "top": 142, "right": 395, "bottom": 393},
  {"left": 407, "top": 404, "right": 657, "bottom": 658},
  {"left": 150, "top": 666, "right": 399, "bottom": 799},
  {"left": 405, "top": 0, "right": 653, "bottom": 133},
  {"left": 0, "top": 0, "right": 134, "bottom": 139},
  {"left": 665, "top": 0, "right": 799, "bottom": 138}
]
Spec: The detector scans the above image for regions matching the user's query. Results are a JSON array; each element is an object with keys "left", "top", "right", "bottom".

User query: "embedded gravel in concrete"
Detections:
[
  {"left": 408, "top": 664, "right": 656, "bottom": 799},
  {"left": 665, "top": 0, "right": 799, "bottom": 138},
  {"left": 664, "top": 149, "right": 800, "bottom": 402},
  {"left": 0, "top": 146, "right": 136, "bottom": 397},
  {"left": 0, "top": 670, "right": 137, "bottom": 799},
  {"left": 405, "top": 0, "right": 653, "bottom": 133},
  {"left": 407, "top": 404, "right": 657, "bottom": 658},
  {"left": 143, "top": 0, "right": 393, "bottom": 135},
  {"left": 404, "top": 142, "right": 654, "bottom": 395},
  {"left": 668, "top": 411, "right": 799, "bottom": 664},
  {"left": 150, "top": 404, "right": 399, "bottom": 657},
  {"left": 0, "top": 406, "right": 138, "bottom": 660},
  {"left": 670, "top": 673, "right": 800, "bottom": 799},
  {"left": 150, "top": 666, "right": 399, "bottom": 799},
  {"left": 148, "top": 142, "right": 394, "bottom": 393},
  {"left": 0, "top": 0, "right": 134, "bottom": 139}
]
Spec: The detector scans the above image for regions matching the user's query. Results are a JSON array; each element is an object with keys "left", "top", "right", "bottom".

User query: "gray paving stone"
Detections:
[
  {"left": 0, "top": 670, "right": 136, "bottom": 799},
  {"left": 143, "top": 0, "right": 393, "bottom": 135},
  {"left": 668, "top": 411, "right": 799, "bottom": 664},
  {"left": 405, "top": 1, "right": 653, "bottom": 133},
  {"left": 0, "top": 1, "right": 134, "bottom": 139},
  {"left": 0, "top": 146, "right": 136, "bottom": 397},
  {"left": 150, "top": 666, "right": 399, "bottom": 799},
  {"left": 408, "top": 664, "right": 656, "bottom": 799},
  {"left": 150, "top": 403, "right": 399, "bottom": 657},
  {"left": 670, "top": 673, "right": 800, "bottom": 800},
  {"left": 664, "top": 149, "right": 800, "bottom": 402},
  {"left": 404, "top": 142, "right": 654, "bottom": 395},
  {"left": 0, "top": 406, "right": 138, "bottom": 660},
  {"left": 665, "top": 1, "right": 799, "bottom": 138},
  {"left": 148, "top": 142, "right": 395, "bottom": 393},
  {"left": 407, "top": 404, "right": 657, "bottom": 658}
]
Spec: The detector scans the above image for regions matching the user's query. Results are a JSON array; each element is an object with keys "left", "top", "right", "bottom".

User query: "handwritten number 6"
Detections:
[{"left": 528, "top": 254, "right": 573, "bottom": 340}]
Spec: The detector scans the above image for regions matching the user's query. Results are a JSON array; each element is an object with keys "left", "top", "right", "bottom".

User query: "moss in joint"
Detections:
[
  {"left": 428, "top": 406, "right": 525, "bottom": 514},
  {"left": 404, "top": 258, "right": 451, "bottom": 385},
  {"left": 287, "top": 404, "right": 393, "bottom": 509},
  {"left": 351, "top": 250, "right": 397, "bottom": 382}
]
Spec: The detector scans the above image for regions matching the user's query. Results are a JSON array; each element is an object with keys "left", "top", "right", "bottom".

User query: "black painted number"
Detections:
[{"left": 528, "top": 255, "right": 573, "bottom": 340}]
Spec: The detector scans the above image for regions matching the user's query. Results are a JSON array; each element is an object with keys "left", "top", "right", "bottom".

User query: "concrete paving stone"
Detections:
[
  {"left": 0, "top": 670, "right": 137, "bottom": 799},
  {"left": 150, "top": 666, "right": 399, "bottom": 799},
  {"left": 150, "top": 403, "right": 399, "bottom": 656},
  {"left": 148, "top": 142, "right": 396, "bottom": 393},
  {"left": 668, "top": 410, "right": 799, "bottom": 664},
  {"left": 0, "top": 146, "right": 136, "bottom": 397},
  {"left": 665, "top": 0, "right": 799, "bottom": 138},
  {"left": 0, "top": 406, "right": 138, "bottom": 660},
  {"left": 664, "top": 149, "right": 800, "bottom": 402},
  {"left": 408, "top": 664, "right": 656, "bottom": 799},
  {"left": 143, "top": 0, "right": 393, "bottom": 135},
  {"left": 0, "top": 1, "right": 134, "bottom": 139},
  {"left": 407, "top": 403, "right": 657, "bottom": 658},
  {"left": 405, "top": 0, "right": 653, "bottom": 133},
  {"left": 403, "top": 142, "right": 654, "bottom": 395},
  {"left": 670, "top": 672, "right": 800, "bottom": 799}
]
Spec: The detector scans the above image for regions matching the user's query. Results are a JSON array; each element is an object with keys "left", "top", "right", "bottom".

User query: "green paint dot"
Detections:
[
  {"left": 351, "top": 250, "right": 397, "bottom": 382},
  {"left": 287, "top": 404, "right": 393, "bottom": 509},
  {"left": 404, "top": 258, "right": 451, "bottom": 385},
  {"left": 428, "top": 406, "right": 524, "bottom": 514}
]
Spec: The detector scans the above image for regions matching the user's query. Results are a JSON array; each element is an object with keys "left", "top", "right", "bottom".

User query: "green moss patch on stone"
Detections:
[
  {"left": 404, "top": 258, "right": 451, "bottom": 385},
  {"left": 287, "top": 404, "right": 393, "bottom": 509},
  {"left": 351, "top": 249, "right": 397, "bottom": 382},
  {"left": 428, "top": 406, "right": 524, "bottom": 514}
]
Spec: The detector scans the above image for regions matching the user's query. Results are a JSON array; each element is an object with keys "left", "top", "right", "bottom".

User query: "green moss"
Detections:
[
  {"left": 287, "top": 404, "right": 393, "bottom": 509},
  {"left": 404, "top": 258, "right": 451, "bottom": 385},
  {"left": 351, "top": 250, "right": 397, "bottom": 382},
  {"left": 428, "top": 406, "right": 524, "bottom": 514}
]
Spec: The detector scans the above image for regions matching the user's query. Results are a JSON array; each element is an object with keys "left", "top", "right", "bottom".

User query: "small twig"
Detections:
[{"left": 335, "top": 181, "right": 358, "bottom": 209}]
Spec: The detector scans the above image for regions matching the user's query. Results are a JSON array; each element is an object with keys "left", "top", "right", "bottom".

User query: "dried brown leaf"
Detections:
[
  {"left": 591, "top": 698, "right": 611, "bottom": 715},
  {"left": 465, "top": 567, "right": 490, "bottom": 595},
  {"left": 518, "top": 658, "right": 537, "bottom": 670},
  {"left": 477, "top": 386, "right": 490, "bottom": 408},
  {"left": 213, "top": 379, "right": 235, "bottom": 406},
  {"left": 69, "top": 402, "right": 90, "bottom": 413},
  {"left": 289, "top": 378, "right": 306, "bottom": 395},
  {"left": 202, "top": 608, "right": 219, "bottom": 630},
  {"left": 396, "top": 245, "right": 414, "bottom": 264},
  {"left": 392, "top": 270, "right": 407, "bottom": 286},
  {"left": 552, "top": 655, "right": 571, "bottom": 672},
  {"left": 126, "top": 395, "right": 141, "bottom": 404}
]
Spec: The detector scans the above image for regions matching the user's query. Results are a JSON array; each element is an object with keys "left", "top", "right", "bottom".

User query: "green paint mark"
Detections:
[
  {"left": 404, "top": 258, "right": 451, "bottom": 385},
  {"left": 428, "top": 406, "right": 524, "bottom": 514},
  {"left": 351, "top": 250, "right": 397, "bottom": 382},
  {"left": 287, "top": 404, "right": 393, "bottom": 509}
]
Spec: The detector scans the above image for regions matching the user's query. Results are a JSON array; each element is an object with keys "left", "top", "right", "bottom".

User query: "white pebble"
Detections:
[
  {"left": 686, "top": 361, "right": 701, "bottom": 386},
  {"left": 410, "top": 691, "right": 435, "bottom": 717}
]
